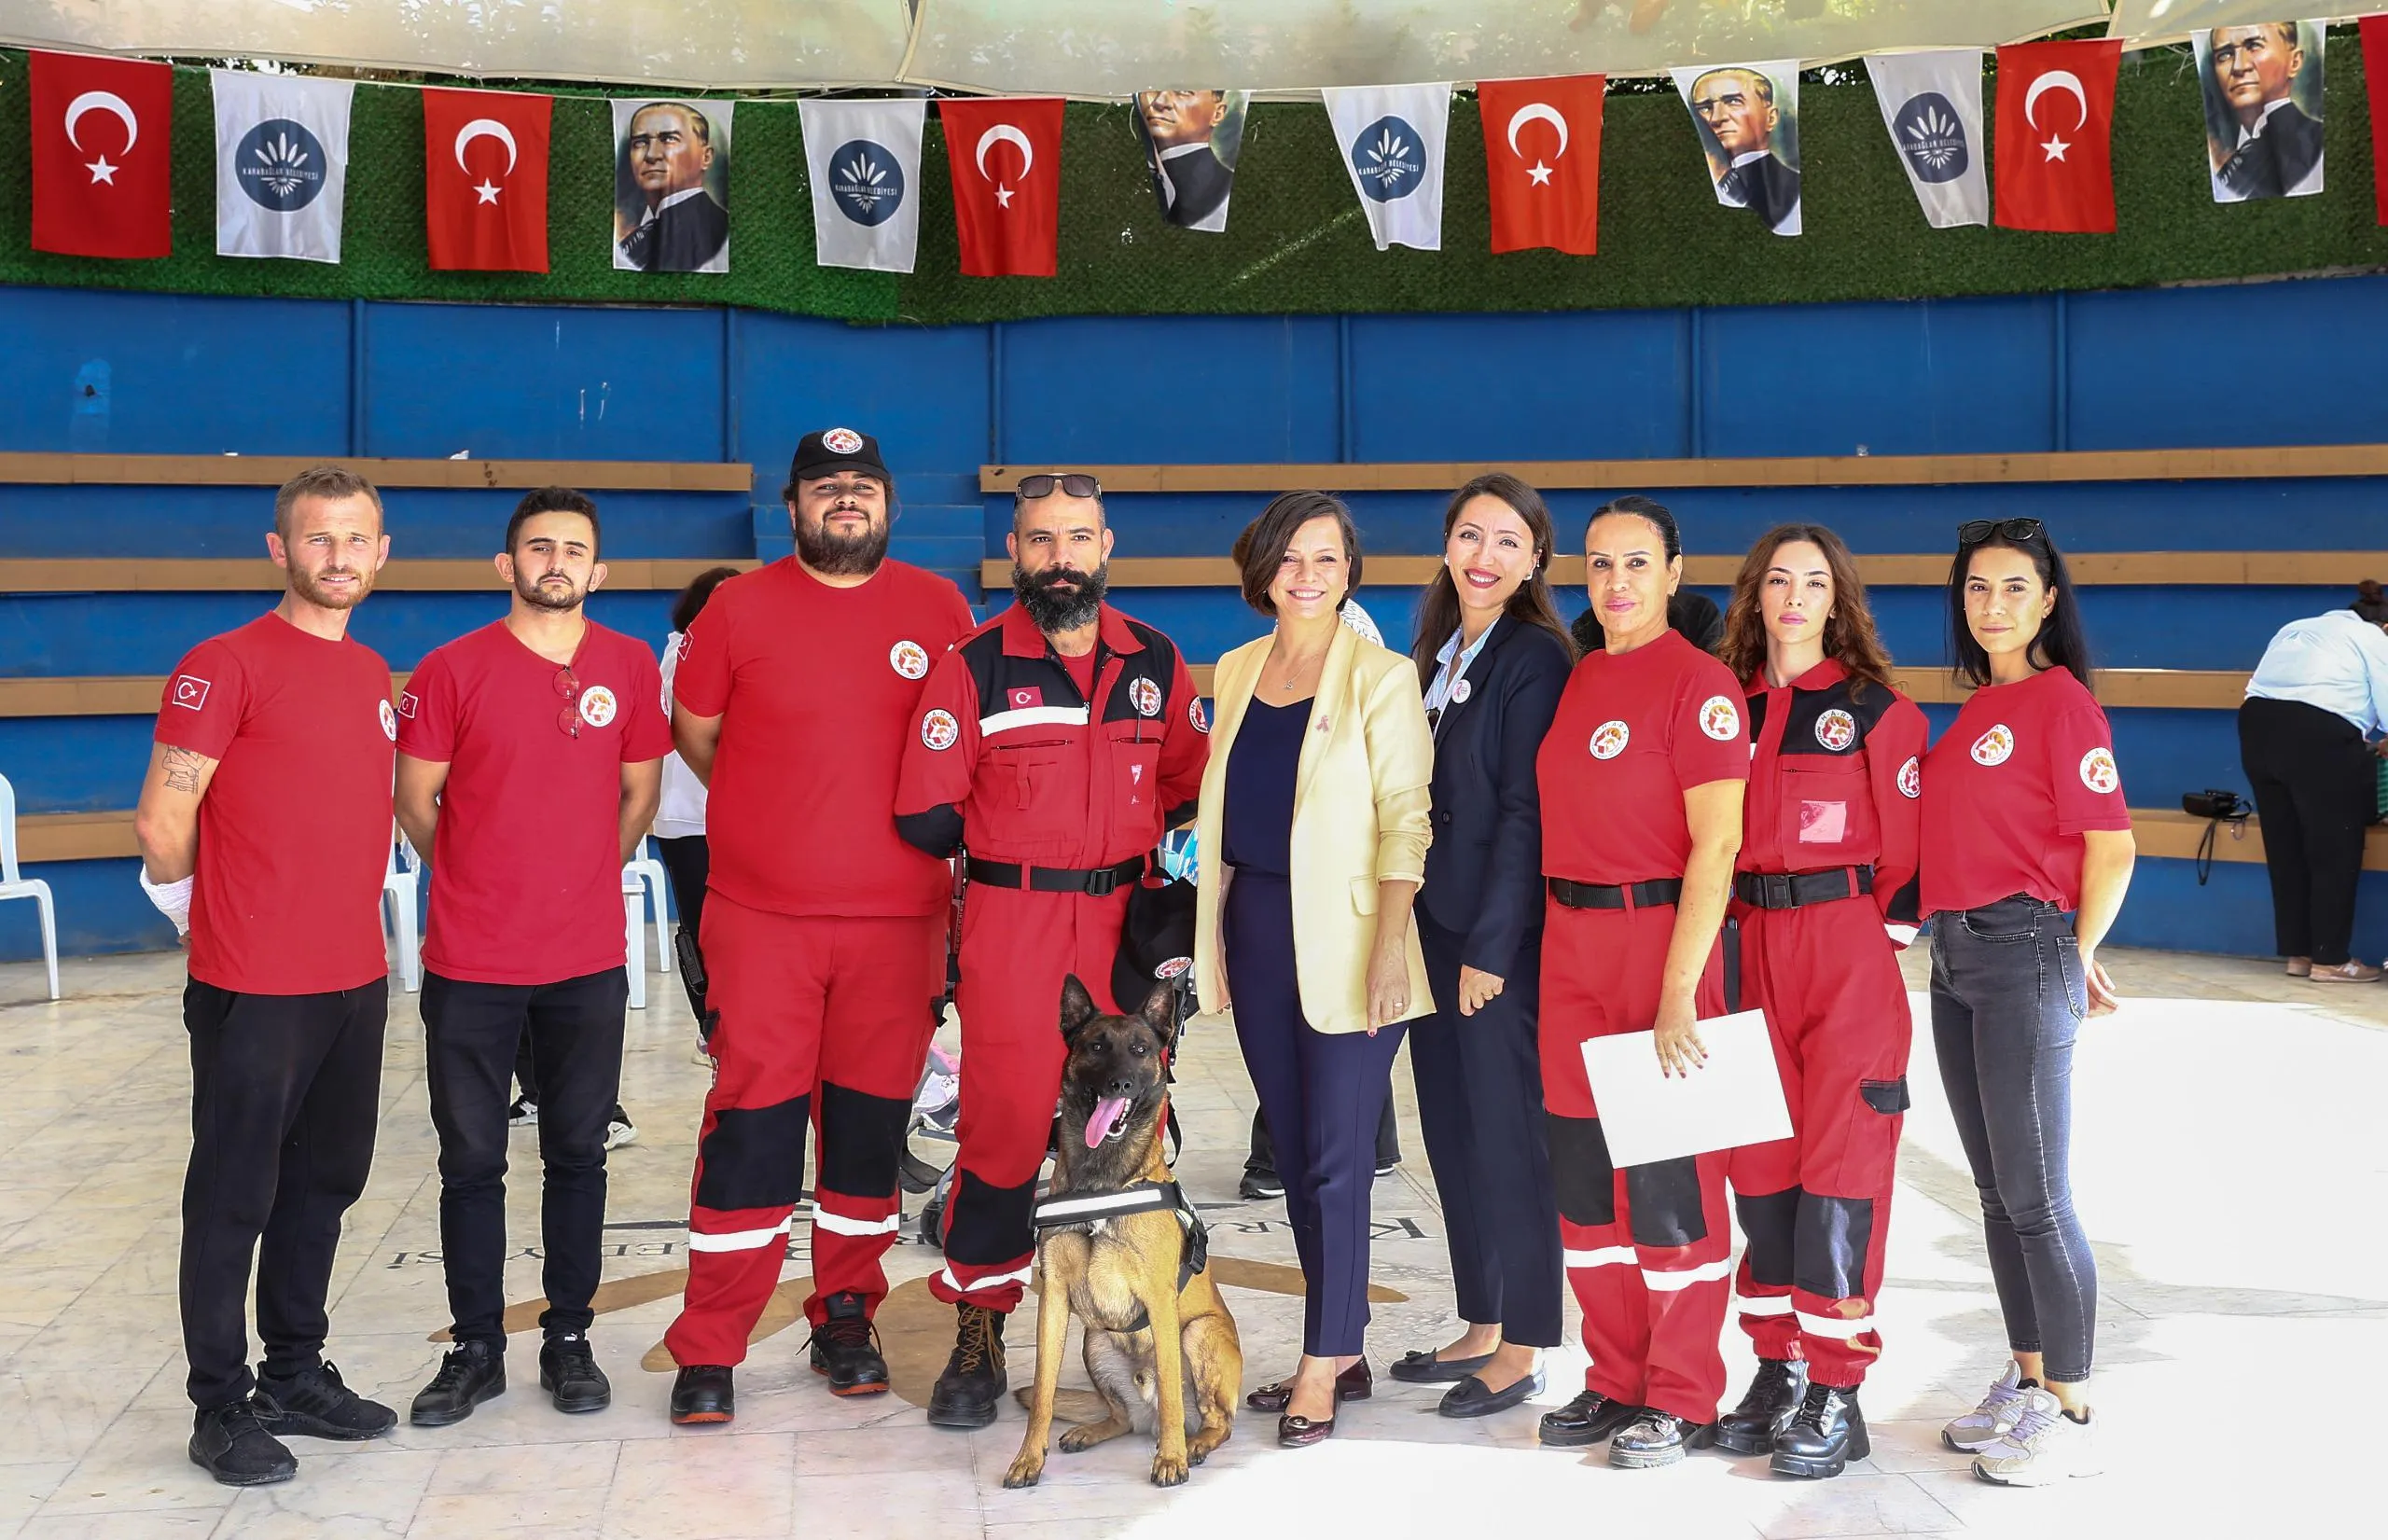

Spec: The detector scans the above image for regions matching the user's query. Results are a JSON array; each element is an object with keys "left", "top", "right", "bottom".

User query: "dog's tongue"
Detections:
[{"left": 1087, "top": 1097, "right": 1132, "bottom": 1149}]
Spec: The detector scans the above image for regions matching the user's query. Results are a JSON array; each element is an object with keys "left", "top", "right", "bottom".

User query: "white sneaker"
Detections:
[
  {"left": 1971, "top": 1389, "right": 2101, "bottom": 1487},
  {"left": 605, "top": 1115, "right": 638, "bottom": 1150},
  {"left": 1941, "top": 1363, "right": 2028, "bottom": 1451}
]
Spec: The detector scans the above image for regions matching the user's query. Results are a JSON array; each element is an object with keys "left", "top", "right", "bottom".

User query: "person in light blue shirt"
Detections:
[{"left": 2239, "top": 580, "right": 2388, "bottom": 981}]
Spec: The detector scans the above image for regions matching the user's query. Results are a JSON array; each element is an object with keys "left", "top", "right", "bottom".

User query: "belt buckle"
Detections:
[
  {"left": 1083, "top": 864, "right": 1127, "bottom": 897},
  {"left": 1762, "top": 873, "right": 1794, "bottom": 908}
]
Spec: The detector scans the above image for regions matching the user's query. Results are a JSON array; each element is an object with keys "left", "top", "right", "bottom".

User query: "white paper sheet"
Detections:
[{"left": 1579, "top": 1009, "right": 1792, "bottom": 1169}]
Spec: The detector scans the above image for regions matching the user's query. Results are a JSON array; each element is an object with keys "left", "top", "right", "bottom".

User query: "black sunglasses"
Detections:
[
  {"left": 1017, "top": 473, "right": 1103, "bottom": 501},
  {"left": 1957, "top": 519, "right": 2045, "bottom": 546}
]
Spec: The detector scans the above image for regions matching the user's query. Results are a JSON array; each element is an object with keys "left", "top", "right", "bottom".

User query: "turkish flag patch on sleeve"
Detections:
[{"left": 170, "top": 675, "right": 212, "bottom": 711}]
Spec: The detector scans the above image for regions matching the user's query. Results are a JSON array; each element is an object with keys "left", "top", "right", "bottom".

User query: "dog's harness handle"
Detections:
[{"left": 1032, "top": 1179, "right": 1210, "bottom": 1293}]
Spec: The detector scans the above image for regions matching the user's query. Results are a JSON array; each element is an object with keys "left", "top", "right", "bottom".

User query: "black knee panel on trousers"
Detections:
[
  {"left": 1735, "top": 1188, "right": 1801, "bottom": 1286},
  {"left": 1545, "top": 1114, "right": 1617, "bottom": 1228},
  {"left": 1794, "top": 1194, "right": 1876, "bottom": 1300},
  {"left": 694, "top": 1094, "right": 810, "bottom": 1212},
  {"left": 817, "top": 1080, "right": 910, "bottom": 1200},
  {"left": 942, "top": 1167, "right": 1036, "bottom": 1266},
  {"left": 1626, "top": 1157, "right": 1709, "bottom": 1248}
]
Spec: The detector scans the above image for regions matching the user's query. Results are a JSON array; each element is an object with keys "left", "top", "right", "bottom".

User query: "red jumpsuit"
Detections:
[
  {"left": 1536, "top": 630, "right": 1751, "bottom": 1426},
  {"left": 663, "top": 558, "right": 974, "bottom": 1369},
  {"left": 894, "top": 603, "right": 1206, "bottom": 1312},
  {"left": 1726, "top": 659, "right": 1927, "bottom": 1389}
]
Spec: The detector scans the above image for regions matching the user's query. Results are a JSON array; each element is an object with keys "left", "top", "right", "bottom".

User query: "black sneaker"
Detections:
[
  {"left": 669, "top": 1364, "right": 735, "bottom": 1425},
  {"left": 188, "top": 1400, "right": 297, "bottom": 1487},
  {"left": 808, "top": 1292, "right": 891, "bottom": 1396},
  {"left": 1609, "top": 1408, "right": 1719, "bottom": 1469},
  {"left": 538, "top": 1333, "right": 612, "bottom": 1415},
  {"left": 1770, "top": 1382, "right": 1869, "bottom": 1479},
  {"left": 1238, "top": 1169, "right": 1285, "bottom": 1200},
  {"left": 410, "top": 1339, "right": 507, "bottom": 1427},
  {"left": 1715, "top": 1356, "right": 1808, "bottom": 1455},
  {"left": 925, "top": 1302, "right": 1007, "bottom": 1428},
  {"left": 251, "top": 1361, "right": 396, "bottom": 1441},
  {"left": 1537, "top": 1389, "right": 1642, "bottom": 1448}
]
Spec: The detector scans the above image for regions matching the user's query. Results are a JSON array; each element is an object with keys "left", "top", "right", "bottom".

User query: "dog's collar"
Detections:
[{"left": 1032, "top": 1180, "right": 1210, "bottom": 1292}]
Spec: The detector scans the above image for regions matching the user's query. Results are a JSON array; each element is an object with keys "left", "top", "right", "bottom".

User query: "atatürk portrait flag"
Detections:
[
  {"left": 423, "top": 88, "right": 551, "bottom": 272},
  {"left": 1993, "top": 39, "right": 2123, "bottom": 233},
  {"left": 1479, "top": 76, "right": 1604, "bottom": 256},
  {"left": 31, "top": 51, "right": 174, "bottom": 259},
  {"left": 939, "top": 97, "right": 1064, "bottom": 278}
]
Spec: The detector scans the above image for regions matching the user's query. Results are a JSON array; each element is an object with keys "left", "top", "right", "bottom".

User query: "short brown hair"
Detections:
[
  {"left": 1231, "top": 491, "right": 1363, "bottom": 617},
  {"left": 274, "top": 464, "right": 383, "bottom": 540}
]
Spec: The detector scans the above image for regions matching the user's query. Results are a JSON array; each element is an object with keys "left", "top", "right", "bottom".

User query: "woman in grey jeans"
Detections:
[{"left": 1917, "top": 519, "right": 2134, "bottom": 1489}]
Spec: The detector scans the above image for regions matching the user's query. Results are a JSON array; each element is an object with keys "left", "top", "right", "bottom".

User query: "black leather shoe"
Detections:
[
  {"left": 1246, "top": 1358, "right": 1370, "bottom": 1412},
  {"left": 251, "top": 1360, "right": 396, "bottom": 1440},
  {"left": 410, "top": 1340, "right": 506, "bottom": 1428},
  {"left": 1770, "top": 1382, "right": 1869, "bottom": 1478},
  {"left": 1715, "top": 1356, "right": 1809, "bottom": 1455},
  {"left": 1609, "top": 1408, "right": 1720, "bottom": 1469},
  {"left": 538, "top": 1333, "right": 612, "bottom": 1415},
  {"left": 1277, "top": 1411, "right": 1336, "bottom": 1448},
  {"left": 669, "top": 1365, "right": 735, "bottom": 1425},
  {"left": 1438, "top": 1366, "right": 1546, "bottom": 1419},
  {"left": 926, "top": 1303, "right": 1007, "bottom": 1428},
  {"left": 188, "top": 1400, "right": 297, "bottom": 1487},
  {"left": 1389, "top": 1347, "right": 1494, "bottom": 1384},
  {"left": 1537, "top": 1390, "right": 1641, "bottom": 1448},
  {"left": 808, "top": 1292, "right": 891, "bottom": 1396}
]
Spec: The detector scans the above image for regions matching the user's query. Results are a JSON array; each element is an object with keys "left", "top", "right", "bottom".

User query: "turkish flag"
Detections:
[
  {"left": 423, "top": 88, "right": 551, "bottom": 272},
  {"left": 2365, "top": 16, "right": 2388, "bottom": 226},
  {"left": 30, "top": 51, "right": 173, "bottom": 259},
  {"left": 1479, "top": 76, "right": 1604, "bottom": 256},
  {"left": 1993, "top": 39, "right": 2122, "bottom": 233},
  {"left": 940, "top": 98, "right": 1064, "bottom": 278}
]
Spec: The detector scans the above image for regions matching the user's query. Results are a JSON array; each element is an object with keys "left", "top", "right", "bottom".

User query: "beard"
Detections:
[
  {"left": 288, "top": 564, "right": 372, "bottom": 611},
  {"left": 1014, "top": 562, "right": 1108, "bottom": 633},
  {"left": 795, "top": 509, "right": 889, "bottom": 576},
  {"left": 516, "top": 572, "right": 586, "bottom": 613}
]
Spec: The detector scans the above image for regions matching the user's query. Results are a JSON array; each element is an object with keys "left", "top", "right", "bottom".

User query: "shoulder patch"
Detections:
[
  {"left": 2079, "top": 745, "right": 2119, "bottom": 795},
  {"left": 378, "top": 698, "right": 398, "bottom": 742},
  {"left": 1188, "top": 697, "right": 1209, "bottom": 734},
  {"left": 1699, "top": 694, "right": 1741, "bottom": 742},
  {"left": 170, "top": 674, "right": 212, "bottom": 712},
  {"left": 1897, "top": 755, "right": 1921, "bottom": 798},
  {"left": 921, "top": 708, "right": 960, "bottom": 751}
]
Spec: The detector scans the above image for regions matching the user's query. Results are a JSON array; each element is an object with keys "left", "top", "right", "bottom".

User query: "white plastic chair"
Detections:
[
  {"left": 625, "top": 836, "right": 671, "bottom": 978},
  {"left": 0, "top": 773, "right": 59, "bottom": 1000},
  {"left": 382, "top": 831, "right": 423, "bottom": 993},
  {"left": 622, "top": 867, "right": 648, "bottom": 1010}
]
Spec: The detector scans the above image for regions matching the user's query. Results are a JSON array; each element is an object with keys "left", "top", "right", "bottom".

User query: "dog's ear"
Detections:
[
  {"left": 1138, "top": 978, "right": 1179, "bottom": 1052},
  {"left": 1058, "top": 974, "right": 1102, "bottom": 1042}
]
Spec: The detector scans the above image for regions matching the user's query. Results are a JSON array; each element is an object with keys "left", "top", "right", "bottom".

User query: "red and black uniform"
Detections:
[
  {"left": 894, "top": 603, "right": 1206, "bottom": 1312},
  {"left": 158, "top": 613, "right": 396, "bottom": 1410},
  {"left": 1536, "top": 629, "right": 1750, "bottom": 1426},
  {"left": 663, "top": 557, "right": 974, "bottom": 1367},
  {"left": 1726, "top": 659, "right": 1926, "bottom": 1388}
]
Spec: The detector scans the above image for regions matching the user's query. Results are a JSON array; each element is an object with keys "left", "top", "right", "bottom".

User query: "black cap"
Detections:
[
  {"left": 788, "top": 426, "right": 888, "bottom": 485},
  {"left": 1111, "top": 873, "right": 1196, "bottom": 1020}
]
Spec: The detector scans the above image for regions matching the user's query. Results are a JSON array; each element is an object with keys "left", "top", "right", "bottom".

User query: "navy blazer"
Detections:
[{"left": 1416, "top": 617, "right": 1574, "bottom": 979}]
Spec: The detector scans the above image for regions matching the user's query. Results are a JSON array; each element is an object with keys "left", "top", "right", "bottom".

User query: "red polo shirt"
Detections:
[{"left": 1920, "top": 665, "right": 2129, "bottom": 916}]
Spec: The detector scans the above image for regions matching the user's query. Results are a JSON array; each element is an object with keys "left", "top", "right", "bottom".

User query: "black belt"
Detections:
[
  {"left": 1733, "top": 867, "right": 1874, "bottom": 910},
  {"left": 966, "top": 854, "right": 1145, "bottom": 897},
  {"left": 1548, "top": 877, "right": 1685, "bottom": 910}
]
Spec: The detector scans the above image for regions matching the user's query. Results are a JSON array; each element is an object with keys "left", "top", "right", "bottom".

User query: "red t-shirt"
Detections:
[
  {"left": 1538, "top": 630, "right": 1750, "bottom": 884},
  {"left": 155, "top": 613, "right": 396, "bottom": 995},
  {"left": 673, "top": 557, "right": 975, "bottom": 918},
  {"left": 1920, "top": 665, "right": 2130, "bottom": 916},
  {"left": 398, "top": 620, "right": 673, "bottom": 985}
]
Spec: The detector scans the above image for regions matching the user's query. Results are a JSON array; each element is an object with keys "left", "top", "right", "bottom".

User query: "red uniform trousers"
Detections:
[
  {"left": 665, "top": 894, "right": 944, "bottom": 1367},
  {"left": 1725, "top": 897, "right": 1912, "bottom": 1387},
  {"left": 1540, "top": 899, "right": 1733, "bottom": 1426},
  {"left": 930, "top": 882, "right": 1132, "bottom": 1313}
]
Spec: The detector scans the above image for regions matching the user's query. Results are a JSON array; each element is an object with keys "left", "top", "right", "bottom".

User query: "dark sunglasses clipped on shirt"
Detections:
[
  {"left": 1016, "top": 473, "right": 1104, "bottom": 501},
  {"left": 1957, "top": 518, "right": 2046, "bottom": 547}
]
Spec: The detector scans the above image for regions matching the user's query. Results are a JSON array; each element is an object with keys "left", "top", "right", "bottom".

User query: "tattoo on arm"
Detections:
[{"left": 162, "top": 747, "right": 205, "bottom": 795}]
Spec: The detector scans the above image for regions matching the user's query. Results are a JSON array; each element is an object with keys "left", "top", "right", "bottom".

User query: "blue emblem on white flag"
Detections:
[
  {"left": 1868, "top": 50, "right": 1989, "bottom": 229},
  {"left": 235, "top": 118, "right": 328, "bottom": 210},
  {"left": 800, "top": 99, "right": 925, "bottom": 272},
  {"left": 1352, "top": 116, "right": 1425, "bottom": 201},
  {"left": 828, "top": 139, "right": 905, "bottom": 227},
  {"left": 1892, "top": 92, "right": 1969, "bottom": 184},
  {"left": 1323, "top": 84, "right": 1451, "bottom": 251},
  {"left": 212, "top": 71, "right": 353, "bottom": 263}
]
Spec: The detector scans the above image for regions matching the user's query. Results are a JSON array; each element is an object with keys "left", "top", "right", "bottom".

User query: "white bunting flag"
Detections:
[
  {"left": 212, "top": 70, "right": 354, "bottom": 263},
  {"left": 798, "top": 98, "right": 926, "bottom": 273},
  {"left": 1868, "top": 50, "right": 1990, "bottom": 229},
  {"left": 1322, "top": 83, "right": 1452, "bottom": 251}
]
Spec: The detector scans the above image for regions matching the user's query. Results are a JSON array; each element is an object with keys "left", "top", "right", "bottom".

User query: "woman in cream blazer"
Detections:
[{"left": 1192, "top": 492, "right": 1433, "bottom": 1448}]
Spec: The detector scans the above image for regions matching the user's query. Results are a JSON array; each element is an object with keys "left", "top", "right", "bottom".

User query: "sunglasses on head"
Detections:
[
  {"left": 1958, "top": 519, "right": 2045, "bottom": 546},
  {"left": 1017, "top": 473, "right": 1104, "bottom": 501}
]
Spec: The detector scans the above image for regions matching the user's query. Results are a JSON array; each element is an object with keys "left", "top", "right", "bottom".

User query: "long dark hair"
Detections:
[
  {"left": 1410, "top": 473, "right": 1576, "bottom": 685},
  {"left": 672, "top": 564, "right": 743, "bottom": 633},
  {"left": 1948, "top": 526, "right": 2094, "bottom": 690},
  {"left": 2352, "top": 579, "right": 2388, "bottom": 624},
  {"left": 1719, "top": 523, "right": 1896, "bottom": 700}
]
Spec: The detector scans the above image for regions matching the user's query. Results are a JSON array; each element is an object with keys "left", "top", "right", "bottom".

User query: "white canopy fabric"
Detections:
[{"left": 2107, "top": 2, "right": 2340, "bottom": 44}]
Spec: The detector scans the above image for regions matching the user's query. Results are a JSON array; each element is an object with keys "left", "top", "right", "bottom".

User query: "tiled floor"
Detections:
[{"left": 0, "top": 942, "right": 2380, "bottom": 1537}]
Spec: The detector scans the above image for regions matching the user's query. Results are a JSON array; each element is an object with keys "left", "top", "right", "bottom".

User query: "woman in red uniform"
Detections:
[
  {"left": 1923, "top": 519, "right": 2132, "bottom": 1489},
  {"left": 1534, "top": 495, "right": 1749, "bottom": 1469},
  {"left": 1710, "top": 524, "right": 1927, "bottom": 1479}
]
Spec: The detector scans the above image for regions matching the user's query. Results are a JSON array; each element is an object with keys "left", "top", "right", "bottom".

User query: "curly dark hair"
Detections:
[{"left": 1718, "top": 523, "right": 1896, "bottom": 699}]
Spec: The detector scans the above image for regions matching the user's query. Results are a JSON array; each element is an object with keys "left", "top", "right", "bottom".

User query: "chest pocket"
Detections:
[
  {"left": 1106, "top": 723, "right": 1163, "bottom": 812},
  {"left": 1781, "top": 751, "right": 1875, "bottom": 860},
  {"left": 985, "top": 740, "right": 1073, "bottom": 812}
]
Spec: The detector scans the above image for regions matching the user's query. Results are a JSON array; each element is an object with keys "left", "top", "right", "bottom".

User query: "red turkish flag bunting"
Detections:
[
  {"left": 423, "top": 88, "right": 552, "bottom": 272},
  {"left": 1993, "top": 39, "right": 2123, "bottom": 234},
  {"left": 939, "top": 98, "right": 1064, "bottom": 278},
  {"left": 1479, "top": 76, "right": 1604, "bottom": 256},
  {"left": 30, "top": 51, "right": 173, "bottom": 259},
  {"left": 2364, "top": 16, "right": 2388, "bottom": 226}
]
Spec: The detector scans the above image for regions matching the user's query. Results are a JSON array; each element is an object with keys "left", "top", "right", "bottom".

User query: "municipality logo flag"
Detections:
[
  {"left": 213, "top": 71, "right": 354, "bottom": 263},
  {"left": 1869, "top": 50, "right": 1988, "bottom": 229},
  {"left": 800, "top": 99, "right": 924, "bottom": 273},
  {"left": 1323, "top": 83, "right": 1451, "bottom": 251}
]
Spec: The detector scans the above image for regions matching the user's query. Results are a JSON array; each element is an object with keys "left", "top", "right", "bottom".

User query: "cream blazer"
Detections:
[{"left": 1193, "top": 619, "right": 1436, "bottom": 1034}]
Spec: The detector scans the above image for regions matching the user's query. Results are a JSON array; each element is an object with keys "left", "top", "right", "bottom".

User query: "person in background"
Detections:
[
  {"left": 657, "top": 565, "right": 744, "bottom": 1039},
  {"left": 1922, "top": 518, "right": 2132, "bottom": 1488},
  {"left": 2239, "top": 580, "right": 2388, "bottom": 983}
]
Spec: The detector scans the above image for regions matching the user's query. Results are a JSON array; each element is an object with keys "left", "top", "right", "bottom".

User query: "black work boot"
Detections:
[
  {"left": 669, "top": 1365, "right": 735, "bottom": 1425},
  {"left": 251, "top": 1360, "right": 397, "bottom": 1441},
  {"left": 538, "top": 1332, "right": 613, "bottom": 1414},
  {"left": 409, "top": 1339, "right": 507, "bottom": 1427},
  {"left": 1770, "top": 1381, "right": 1869, "bottom": 1478},
  {"left": 1715, "top": 1356, "right": 1809, "bottom": 1455},
  {"left": 1608, "top": 1408, "right": 1720, "bottom": 1469},
  {"left": 808, "top": 1292, "right": 891, "bottom": 1397},
  {"left": 925, "top": 1302, "right": 1007, "bottom": 1428},
  {"left": 188, "top": 1399, "right": 298, "bottom": 1487},
  {"left": 1536, "top": 1389, "right": 1642, "bottom": 1448}
]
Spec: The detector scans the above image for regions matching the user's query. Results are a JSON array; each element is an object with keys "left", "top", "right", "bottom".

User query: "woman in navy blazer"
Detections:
[{"left": 1389, "top": 472, "right": 1577, "bottom": 1418}]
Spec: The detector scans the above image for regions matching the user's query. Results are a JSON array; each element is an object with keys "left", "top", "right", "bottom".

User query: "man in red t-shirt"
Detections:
[
  {"left": 660, "top": 429, "right": 974, "bottom": 1424},
  {"left": 394, "top": 488, "right": 670, "bottom": 1428},
  {"left": 135, "top": 465, "right": 401, "bottom": 1487}
]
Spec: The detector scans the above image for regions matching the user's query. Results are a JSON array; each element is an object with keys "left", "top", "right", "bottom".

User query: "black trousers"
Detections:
[
  {"left": 423, "top": 967, "right": 628, "bottom": 1347},
  {"left": 180, "top": 978, "right": 387, "bottom": 1410},
  {"left": 655, "top": 834, "right": 711, "bottom": 948},
  {"left": 2240, "top": 696, "right": 2374, "bottom": 966},
  {"left": 1409, "top": 915, "right": 1563, "bottom": 1348}
]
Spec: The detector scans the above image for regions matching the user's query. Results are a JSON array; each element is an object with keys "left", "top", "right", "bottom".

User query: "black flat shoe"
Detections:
[
  {"left": 1246, "top": 1358, "right": 1370, "bottom": 1412},
  {"left": 1538, "top": 1390, "right": 1642, "bottom": 1448},
  {"left": 1277, "top": 1411, "right": 1336, "bottom": 1447},
  {"left": 1438, "top": 1367, "right": 1546, "bottom": 1419},
  {"left": 1389, "top": 1347, "right": 1495, "bottom": 1384},
  {"left": 669, "top": 1364, "right": 735, "bottom": 1425}
]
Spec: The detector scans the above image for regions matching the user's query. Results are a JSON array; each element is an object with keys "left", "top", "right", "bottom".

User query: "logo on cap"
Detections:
[
  {"left": 890, "top": 640, "right": 929, "bottom": 679},
  {"left": 1130, "top": 677, "right": 1161, "bottom": 717},
  {"left": 1971, "top": 724, "right": 2014, "bottom": 766},
  {"left": 577, "top": 686, "right": 618, "bottom": 728},
  {"left": 1814, "top": 709, "right": 1856, "bottom": 752},
  {"left": 1700, "top": 696, "right": 1741, "bottom": 742},
  {"left": 378, "top": 698, "right": 397, "bottom": 741},
  {"left": 922, "top": 709, "right": 960, "bottom": 750},
  {"left": 823, "top": 427, "right": 865, "bottom": 456},
  {"left": 1590, "top": 719, "right": 1631, "bottom": 759},
  {"left": 1155, "top": 956, "right": 1192, "bottom": 979},
  {"left": 171, "top": 674, "right": 211, "bottom": 711}
]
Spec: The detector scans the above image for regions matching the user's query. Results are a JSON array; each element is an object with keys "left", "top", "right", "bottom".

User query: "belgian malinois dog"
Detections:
[{"left": 1003, "top": 976, "right": 1241, "bottom": 1490}]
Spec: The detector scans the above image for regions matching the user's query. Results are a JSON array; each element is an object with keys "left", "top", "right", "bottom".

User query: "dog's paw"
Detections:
[
  {"left": 1150, "top": 1452, "right": 1190, "bottom": 1488},
  {"left": 1001, "top": 1454, "right": 1046, "bottom": 1490},
  {"left": 1057, "top": 1426, "right": 1102, "bottom": 1453}
]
